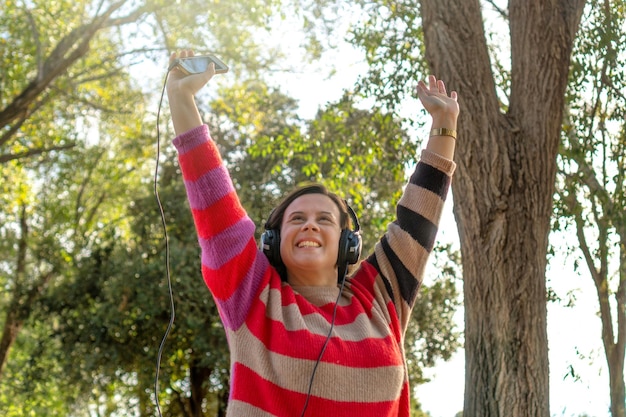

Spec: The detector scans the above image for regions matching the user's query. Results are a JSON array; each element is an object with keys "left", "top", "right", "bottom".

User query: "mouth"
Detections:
[{"left": 296, "top": 240, "right": 321, "bottom": 248}]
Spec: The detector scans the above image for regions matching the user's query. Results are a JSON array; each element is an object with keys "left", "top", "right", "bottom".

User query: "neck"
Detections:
[{"left": 287, "top": 268, "right": 337, "bottom": 287}]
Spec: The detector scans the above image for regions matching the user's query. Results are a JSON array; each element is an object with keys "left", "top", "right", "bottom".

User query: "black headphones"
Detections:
[{"left": 261, "top": 203, "right": 362, "bottom": 282}]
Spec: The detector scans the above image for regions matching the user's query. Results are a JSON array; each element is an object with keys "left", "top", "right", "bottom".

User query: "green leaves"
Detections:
[{"left": 348, "top": 0, "right": 428, "bottom": 109}]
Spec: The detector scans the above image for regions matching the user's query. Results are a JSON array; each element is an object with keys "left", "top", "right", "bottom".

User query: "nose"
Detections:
[{"left": 301, "top": 218, "right": 320, "bottom": 231}]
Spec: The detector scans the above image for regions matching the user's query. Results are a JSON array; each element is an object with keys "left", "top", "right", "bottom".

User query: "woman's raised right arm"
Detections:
[{"left": 166, "top": 50, "right": 216, "bottom": 135}]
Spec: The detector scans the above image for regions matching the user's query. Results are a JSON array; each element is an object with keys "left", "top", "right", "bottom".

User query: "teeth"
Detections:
[{"left": 298, "top": 241, "right": 320, "bottom": 248}]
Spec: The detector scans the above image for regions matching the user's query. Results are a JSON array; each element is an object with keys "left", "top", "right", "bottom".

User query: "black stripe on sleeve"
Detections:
[
  {"left": 409, "top": 163, "right": 451, "bottom": 200},
  {"left": 396, "top": 205, "right": 437, "bottom": 253},
  {"left": 380, "top": 236, "right": 420, "bottom": 305},
  {"left": 366, "top": 253, "right": 396, "bottom": 305}
]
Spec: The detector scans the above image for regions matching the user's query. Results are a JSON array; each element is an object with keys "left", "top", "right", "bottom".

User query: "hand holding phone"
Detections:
[{"left": 169, "top": 54, "right": 229, "bottom": 75}]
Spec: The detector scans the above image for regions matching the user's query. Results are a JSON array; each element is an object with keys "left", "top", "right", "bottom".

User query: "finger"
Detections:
[
  {"left": 451, "top": 91, "right": 458, "bottom": 101},
  {"left": 416, "top": 81, "right": 430, "bottom": 100},
  {"left": 438, "top": 79, "right": 447, "bottom": 95},
  {"left": 428, "top": 75, "right": 437, "bottom": 91},
  {"left": 206, "top": 62, "right": 216, "bottom": 77}
]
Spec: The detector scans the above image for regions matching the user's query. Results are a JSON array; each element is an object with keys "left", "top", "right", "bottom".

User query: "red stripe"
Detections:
[
  {"left": 353, "top": 261, "right": 378, "bottom": 288},
  {"left": 191, "top": 192, "right": 246, "bottom": 239},
  {"left": 231, "top": 363, "right": 402, "bottom": 417},
  {"left": 178, "top": 141, "right": 222, "bottom": 181},
  {"left": 288, "top": 293, "right": 371, "bottom": 327},
  {"left": 245, "top": 297, "right": 403, "bottom": 368}
]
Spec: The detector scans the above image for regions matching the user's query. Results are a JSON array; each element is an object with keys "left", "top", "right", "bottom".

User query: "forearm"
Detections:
[
  {"left": 169, "top": 93, "right": 204, "bottom": 136},
  {"left": 425, "top": 113, "right": 457, "bottom": 160}
]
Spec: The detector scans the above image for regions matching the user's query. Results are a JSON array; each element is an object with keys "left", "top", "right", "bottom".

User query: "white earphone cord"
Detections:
[
  {"left": 153, "top": 69, "right": 176, "bottom": 417},
  {"left": 299, "top": 271, "right": 347, "bottom": 417}
]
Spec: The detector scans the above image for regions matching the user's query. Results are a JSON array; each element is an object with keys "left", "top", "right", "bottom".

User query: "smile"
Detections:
[{"left": 297, "top": 241, "right": 321, "bottom": 248}]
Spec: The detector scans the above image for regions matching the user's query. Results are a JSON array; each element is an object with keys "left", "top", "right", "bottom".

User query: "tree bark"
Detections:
[{"left": 418, "top": 0, "right": 586, "bottom": 415}]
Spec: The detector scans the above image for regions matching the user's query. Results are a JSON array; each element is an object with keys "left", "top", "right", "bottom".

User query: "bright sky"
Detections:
[{"left": 262, "top": 9, "right": 612, "bottom": 417}]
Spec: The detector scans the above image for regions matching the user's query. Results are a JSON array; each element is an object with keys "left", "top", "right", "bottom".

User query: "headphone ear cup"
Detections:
[
  {"left": 261, "top": 229, "right": 281, "bottom": 266},
  {"left": 338, "top": 229, "right": 362, "bottom": 267}
]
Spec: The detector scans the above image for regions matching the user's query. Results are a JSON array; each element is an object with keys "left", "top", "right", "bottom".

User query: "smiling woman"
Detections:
[
  {"left": 261, "top": 184, "right": 357, "bottom": 287},
  {"left": 167, "top": 49, "right": 458, "bottom": 417}
]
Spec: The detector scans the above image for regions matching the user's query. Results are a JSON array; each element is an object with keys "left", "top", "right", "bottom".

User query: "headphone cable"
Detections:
[
  {"left": 299, "top": 272, "right": 347, "bottom": 417},
  {"left": 153, "top": 68, "right": 176, "bottom": 417}
]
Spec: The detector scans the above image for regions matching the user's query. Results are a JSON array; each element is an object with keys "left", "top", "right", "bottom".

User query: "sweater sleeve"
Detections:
[
  {"left": 364, "top": 149, "right": 455, "bottom": 331},
  {"left": 173, "top": 125, "right": 271, "bottom": 332}
]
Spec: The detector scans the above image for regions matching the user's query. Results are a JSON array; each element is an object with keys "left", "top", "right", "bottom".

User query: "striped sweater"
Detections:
[{"left": 174, "top": 125, "right": 455, "bottom": 417}]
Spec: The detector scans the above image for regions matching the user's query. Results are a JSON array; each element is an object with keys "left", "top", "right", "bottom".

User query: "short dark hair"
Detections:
[{"left": 265, "top": 183, "right": 351, "bottom": 232}]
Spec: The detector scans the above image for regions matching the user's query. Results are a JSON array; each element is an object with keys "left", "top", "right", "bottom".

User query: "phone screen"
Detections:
[{"left": 175, "top": 55, "right": 229, "bottom": 75}]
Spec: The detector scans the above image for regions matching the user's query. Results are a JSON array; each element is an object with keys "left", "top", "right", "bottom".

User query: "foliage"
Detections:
[
  {"left": 38, "top": 155, "right": 230, "bottom": 416},
  {"left": 348, "top": 0, "right": 428, "bottom": 110},
  {"left": 0, "top": 0, "right": 285, "bottom": 414}
]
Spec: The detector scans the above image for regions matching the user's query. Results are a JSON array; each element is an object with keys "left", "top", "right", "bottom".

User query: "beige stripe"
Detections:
[
  {"left": 374, "top": 242, "right": 398, "bottom": 294},
  {"left": 227, "top": 400, "right": 276, "bottom": 417},
  {"left": 385, "top": 223, "right": 429, "bottom": 277},
  {"left": 263, "top": 288, "right": 391, "bottom": 341},
  {"left": 373, "top": 238, "right": 413, "bottom": 326},
  {"left": 229, "top": 324, "right": 405, "bottom": 402},
  {"left": 420, "top": 149, "right": 457, "bottom": 175},
  {"left": 398, "top": 182, "right": 445, "bottom": 225}
]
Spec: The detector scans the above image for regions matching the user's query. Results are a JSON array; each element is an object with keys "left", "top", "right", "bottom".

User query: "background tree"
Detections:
[
  {"left": 555, "top": 1, "right": 626, "bottom": 416},
  {"left": 348, "top": 0, "right": 589, "bottom": 415}
]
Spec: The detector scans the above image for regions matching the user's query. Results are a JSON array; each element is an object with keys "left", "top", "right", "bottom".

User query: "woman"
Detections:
[{"left": 167, "top": 50, "right": 458, "bottom": 417}]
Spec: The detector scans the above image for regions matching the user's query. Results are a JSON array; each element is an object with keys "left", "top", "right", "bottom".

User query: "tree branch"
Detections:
[
  {"left": 0, "top": 0, "right": 128, "bottom": 130},
  {"left": 0, "top": 144, "right": 76, "bottom": 164},
  {"left": 484, "top": 0, "right": 508, "bottom": 19}
]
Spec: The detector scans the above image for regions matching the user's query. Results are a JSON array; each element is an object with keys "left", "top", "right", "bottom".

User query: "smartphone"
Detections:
[{"left": 170, "top": 54, "right": 229, "bottom": 75}]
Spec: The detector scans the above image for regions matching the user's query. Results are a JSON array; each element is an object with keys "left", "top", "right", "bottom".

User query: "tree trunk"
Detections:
[
  {"left": 606, "top": 232, "right": 626, "bottom": 417},
  {"left": 0, "top": 205, "right": 54, "bottom": 380},
  {"left": 418, "top": 0, "right": 586, "bottom": 415},
  {"left": 217, "top": 387, "right": 229, "bottom": 417},
  {"left": 608, "top": 343, "right": 626, "bottom": 417},
  {"left": 189, "top": 361, "right": 211, "bottom": 417},
  {"left": 0, "top": 310, "right": 24, "bottom": 379},
  {"left": 0, "top": 205, "right": 28, "bottom": 379}
]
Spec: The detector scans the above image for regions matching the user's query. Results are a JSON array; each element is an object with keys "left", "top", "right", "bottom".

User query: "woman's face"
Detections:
[{"left": 279, "top": 193, "right": 342, "bottom": 286}]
